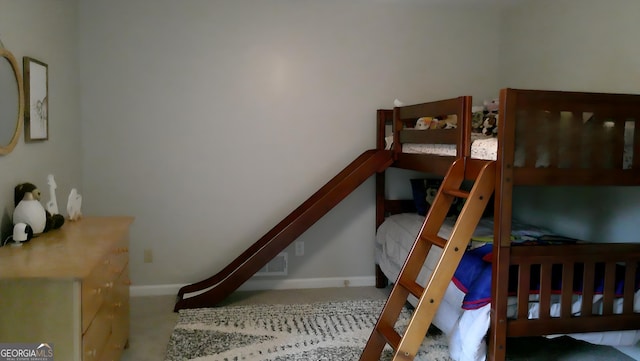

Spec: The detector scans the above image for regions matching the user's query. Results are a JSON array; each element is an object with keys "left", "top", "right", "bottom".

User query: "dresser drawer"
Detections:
[
  {"left": 107, "top": 241, "right": 129, "bottom": 277},
  {"left": 82, "top": 261, "right": 110, "bottom": 332},
  {"left": 83, "top": 302, "right": 112, "bottom": 361},
  {"left": 96, "top": 266, "right": 129, "bottom": 361},
  {"left": 110, "top": 267, "right": 130, "bottom": 344},
  {"left": 98, "top": 332, "right": 126, "bottom": 361},
  {"left": 83, "top": 238, "right": 129, "bottom": 333}
]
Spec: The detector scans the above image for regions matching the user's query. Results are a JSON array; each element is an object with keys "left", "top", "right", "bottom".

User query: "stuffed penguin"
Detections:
[{"left": 14, "top": 182, "right": 65, "bottom": 233}]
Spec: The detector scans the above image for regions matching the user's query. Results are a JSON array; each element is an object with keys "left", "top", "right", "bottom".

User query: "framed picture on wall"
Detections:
[{"left": 23, "top": 56, "right": 48, "bottom": 141}]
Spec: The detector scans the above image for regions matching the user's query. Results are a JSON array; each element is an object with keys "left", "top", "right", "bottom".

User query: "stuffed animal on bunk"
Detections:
[
  {"left": 482, "top": 112, "right": 499, "bottom": 136},
  {"left": 484, "top": 98, "right": 499, "bottom": 112},
  {"left": 471, "top": 98, "right": 500, "bottom": 136},
  {"left": 437, "top": 114, "right": 457, "bottom": 129},
  {"left": 471, "top": 105, "right": 485, "bottom": 133},
  {"left": 415, "top": 117, "right": 434, "bottom": 130},
  {"left": 415, "top": 115, "right": 458, "bottom": 130}
]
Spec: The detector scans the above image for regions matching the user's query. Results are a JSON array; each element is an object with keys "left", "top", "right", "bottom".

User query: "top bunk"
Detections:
[{"left": 378, "top": 88, "right": 640, "bottom": 186}]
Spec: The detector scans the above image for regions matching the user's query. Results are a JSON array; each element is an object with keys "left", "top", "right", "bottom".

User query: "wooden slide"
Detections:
[{"left": 174, "top": 149, "right": 394, "bottom": 311}]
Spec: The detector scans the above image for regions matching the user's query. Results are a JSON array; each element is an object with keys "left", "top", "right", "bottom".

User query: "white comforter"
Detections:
[{"left": 375, "top": 213, "right": 640, "bottom": 361}]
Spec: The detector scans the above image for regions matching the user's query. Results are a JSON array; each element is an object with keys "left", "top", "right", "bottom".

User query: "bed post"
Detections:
[
  {"left": 488, "top": 89, "right": 517, "bottom": 361},
  {"left": 375, "top": 109, "right": 392, "bottom": 288}
]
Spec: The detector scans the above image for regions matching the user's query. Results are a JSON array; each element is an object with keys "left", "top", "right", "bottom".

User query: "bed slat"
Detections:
[
  {"left": 560, "top": 262, "right": 574, "bottom": 318},
  {"left": 517, "top": 264, "right": 531, "bottom": 319},
  {"left": 538, "top": 263, "right": 552, "bottom": 319},
  {"left": 513, "top": 168, "right": 639, "bottom": 186},
  {"left": 634, "top": 119, "right": 640, "bottom": 169},
  {"left": 581, "top": 262, "right": 596, "bottom": 317},
  {"left": 393, "top": 153, "right": 455, "bottom": 174},
  {"left": 569, "top": 111, "right": 583, "bottom": 168},
  {"left": 601, "top": 262, "right": 617, "bottom": 315},
  {"left": 623, "top": 261, "right": 637, "bottom": 314},
  {"left": 399, "top": 129, "right": 458, "bottom": 145},
  {"left": 612, "top": 118, "right": 626, "bottom": 170},
  {"left": 547, "top": 111, "right": 560, "bottom": 168},
  {"left": 508, "top": 314, "right": 640, "bottom": 337}
]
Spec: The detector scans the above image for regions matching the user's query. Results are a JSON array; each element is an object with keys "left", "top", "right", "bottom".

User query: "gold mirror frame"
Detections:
[{"left": 0, "top": 47, "right": 25, "bottom": 155}]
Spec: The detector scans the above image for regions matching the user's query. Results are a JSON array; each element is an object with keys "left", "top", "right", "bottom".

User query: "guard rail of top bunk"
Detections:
[
  {"left": 376, "top": 95, "right": 472, "bottom": 174},
  {"left": 497, "top": 88, "right": 640, "bottom": 186}
]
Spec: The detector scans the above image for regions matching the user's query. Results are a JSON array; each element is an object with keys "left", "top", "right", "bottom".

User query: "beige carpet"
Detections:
[
  {"left": 165, "top": 299, "right": 450, "bottom": 361},
  {"left": 121, "top": 287, "right": 389, "bottom": 361},
  {"left": 120, "top": 286, "right": 640, "bottom": 361}
]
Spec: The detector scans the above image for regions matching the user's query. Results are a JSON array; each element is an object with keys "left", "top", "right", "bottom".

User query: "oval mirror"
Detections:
[{"left": 0, "top": 47, "right": 24, "bottom": 155}]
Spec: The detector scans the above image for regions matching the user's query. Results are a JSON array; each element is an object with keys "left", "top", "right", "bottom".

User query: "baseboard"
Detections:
[
  {"left": 239, "top": 276, "right": 376, "bottom": 292},
  {"left": 130, "top": 276, "right": 376, "bottom": 297}
]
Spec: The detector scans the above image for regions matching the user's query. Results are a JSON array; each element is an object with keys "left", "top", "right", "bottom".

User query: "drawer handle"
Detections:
[
  {"left": 114, "top": 301, "right": 123, "bottom": 308},
  {"left": 104, "top": 281, "right": 114, "bottom": 289},
  {"left": 92, "top": 287, "right": 102, "bottom": 295},
  {"left": 86, "top": 348, "right": 97, "bottom": 358}
]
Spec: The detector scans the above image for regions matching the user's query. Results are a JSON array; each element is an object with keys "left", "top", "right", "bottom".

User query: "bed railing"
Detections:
[
  {"left": 376, "top": 96, "right": 472, "bottom": 174},
  {"left": 499, "top": 88, "right": 640, "bottom": 186},
  {"left": 394, "top": 96, "right": 472, "bottom": 155},
  {"left": 507, "top": 243, "right": 640, "bottom": 336}
]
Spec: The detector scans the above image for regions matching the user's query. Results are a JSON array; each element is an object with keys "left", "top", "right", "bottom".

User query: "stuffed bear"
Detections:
[
  {"left": 437, "top": 114, "right": 457, "bottom": 129},
  {"left": 471, "top": 105, "right": 485, "bottom": 133},
  {"left": 482, "top": 113, "right": 499, "bottom": 136},
  {"left": 415, "top": 117, "right": 433, "bottom": 130},
  {"left": 14, "top": 182, "right": 65, "bottom": 233},
  {"left": 484, "top": 98, "right": 499, "bottom": 113}
]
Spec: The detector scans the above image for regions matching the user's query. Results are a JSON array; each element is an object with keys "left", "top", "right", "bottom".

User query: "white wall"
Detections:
[
  {"left": 77, "top": 0, "right": 503, "bottom": 287},
  {"left": 501, "top": 0, "right": 640, "bottom": 242},
  {"left": 0, "top": 0, "right": 82, "bottom": 241},
  {"left": 3, "top": 0, "right": 637, "bottom": 291}
]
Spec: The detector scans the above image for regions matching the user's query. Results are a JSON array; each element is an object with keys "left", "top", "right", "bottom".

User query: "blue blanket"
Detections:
[{"left": 452, "top": 244, "right": 640, "bottom": 310}]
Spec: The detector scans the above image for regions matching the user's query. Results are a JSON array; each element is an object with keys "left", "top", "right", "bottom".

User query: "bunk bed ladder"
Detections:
[{"left": 360, "top": 158, "right": 496, "bottom": 361}]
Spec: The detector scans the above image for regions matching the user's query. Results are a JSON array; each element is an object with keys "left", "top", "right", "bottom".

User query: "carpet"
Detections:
[
  {"left": 165, "top": 298, "right": 637, "bottom": 361},
  {"left": 164, "top": 299, "right": 451, "bottom": 361}
]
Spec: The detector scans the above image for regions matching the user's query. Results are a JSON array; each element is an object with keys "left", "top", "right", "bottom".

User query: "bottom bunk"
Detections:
[{"left": 375, "top": 212, "right": 640, "bottom": 361}]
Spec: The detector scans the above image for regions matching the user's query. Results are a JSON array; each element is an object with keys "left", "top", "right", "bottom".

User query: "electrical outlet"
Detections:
[
  {"left": 144, "top": 249, "right": 153, "bottom": 263},
  {"left": 295, "top": 241, "right": 304, "bottom": 256}
]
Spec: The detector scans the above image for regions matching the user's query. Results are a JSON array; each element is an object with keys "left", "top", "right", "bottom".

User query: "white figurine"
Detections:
[
  {"left": 67, "top": 188, "right": 83, "bottom": 221},
  {"left": 46, "top": 174, "right": 59, "bottom": 215}
]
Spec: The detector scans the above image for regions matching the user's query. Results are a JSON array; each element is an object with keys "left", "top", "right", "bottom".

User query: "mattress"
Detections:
[
  {"left": 399, "top": 125, "right": 635, "bottom": 169},
  {"left": 375, "top": 213, "right": 640, "bottom": 361},
  {"left": 401, "top": 133, "right": 496, "bottom": 160}
]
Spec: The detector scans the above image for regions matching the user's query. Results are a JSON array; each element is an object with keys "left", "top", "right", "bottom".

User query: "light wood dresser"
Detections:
[{"left": 0, "top": 217, "right": 133, "bottom": 361}]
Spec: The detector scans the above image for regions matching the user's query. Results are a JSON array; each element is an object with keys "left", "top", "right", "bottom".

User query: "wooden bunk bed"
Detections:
[{"left": 373, "top": 88, "right": 640, "bottom": 361}]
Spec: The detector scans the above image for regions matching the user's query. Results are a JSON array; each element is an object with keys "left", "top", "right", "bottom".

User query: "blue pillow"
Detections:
[{"left": 410, "top": 179, "right": 442, "bottom": 216}]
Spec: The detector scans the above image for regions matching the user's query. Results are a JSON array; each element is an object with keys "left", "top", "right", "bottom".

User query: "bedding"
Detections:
[
  {"left": 399, "top": 123, "right": 636, "bottom": 169},
  {"left": 375, "top": 213, "right": 640, "bottom": 361},
  {"left": 401, "top": 132, "right": 496, "bottom": 159}
]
